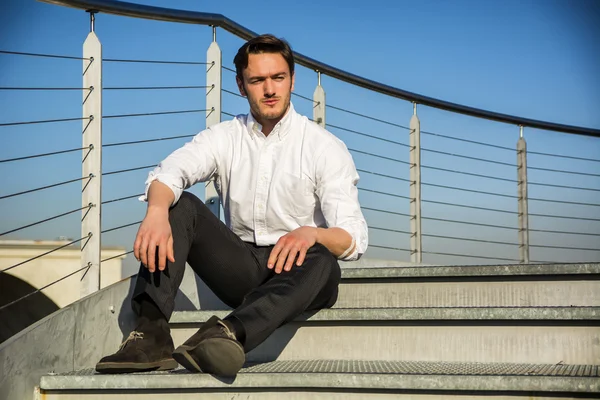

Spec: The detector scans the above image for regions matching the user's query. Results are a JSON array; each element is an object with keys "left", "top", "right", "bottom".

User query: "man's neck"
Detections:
[{"left": 252, "top": 104, "right": 290, "bottom": 136}]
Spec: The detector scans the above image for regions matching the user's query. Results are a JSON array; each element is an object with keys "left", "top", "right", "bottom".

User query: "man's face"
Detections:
[{"left": 237, "top": 52, "right": 295, "bottom": 128}]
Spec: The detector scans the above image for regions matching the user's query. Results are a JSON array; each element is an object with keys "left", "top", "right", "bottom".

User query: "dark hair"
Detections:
[{"left": 234, "top": 34, "right": 295, "bottom": 80}]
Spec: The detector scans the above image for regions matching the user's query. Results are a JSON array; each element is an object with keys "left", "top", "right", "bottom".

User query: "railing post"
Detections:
[
  {"left": 409, "top": 103, "right": 422, "bottom": 263},
  {"left": 517, "top": 126, "right": 530, "bottom": 263},
  {"left": 80, "top": 11, "right": 102, "bottom": 297},
  {"left": 205, "top": 26, "right": 221, "bottom": 217},
  {"left": 313, "top": 71, "right": 326, "bottom": 127}
]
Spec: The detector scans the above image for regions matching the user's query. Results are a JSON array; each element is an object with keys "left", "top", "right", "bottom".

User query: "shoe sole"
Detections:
[
  {"left": 95, "top": 358, "right": 178, "bottom": 374},
  {"left": 172, "top": 337, "right": 245, "bottom": 376}
]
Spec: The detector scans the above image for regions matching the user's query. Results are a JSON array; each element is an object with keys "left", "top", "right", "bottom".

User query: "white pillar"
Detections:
[
  {"left": 205, "top": 27, "right": 222, "bottom": 217},
  {"left": 313, "top": 71, "right": 326, "bottom": 127},
  {"left": 517, "top": 126, "right": 530, "bottom": 263},
  {"left": 80, "top": 12, "right": 102, "bottom": 298},
  {"left": 409, "top": 103, "right": 422, "bottom": 263}
]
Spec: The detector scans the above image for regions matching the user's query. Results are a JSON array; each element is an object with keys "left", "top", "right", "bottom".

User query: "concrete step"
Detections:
[
  {"left": 169, "top": 307, "right": 600, "bottom": 364},
  {"left": 175, "top": 263, "right": 600, "bottom": 310},
  {"left": 38, "top": 360, "right": 600, "bottom": 399}
]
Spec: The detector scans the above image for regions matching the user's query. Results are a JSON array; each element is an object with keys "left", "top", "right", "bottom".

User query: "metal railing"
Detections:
[{"left": 0, "top": 0, "right": 598, "bottom": 312}]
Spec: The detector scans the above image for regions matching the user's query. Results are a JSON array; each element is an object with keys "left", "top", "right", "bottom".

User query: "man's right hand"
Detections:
[{"left": 134, "top": 206, "right": 175, "bottom": 273}]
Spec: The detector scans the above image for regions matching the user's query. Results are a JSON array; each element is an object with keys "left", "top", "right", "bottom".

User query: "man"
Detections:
[{"left": 96, "top": 34, "right": 368, "bottom": 377}]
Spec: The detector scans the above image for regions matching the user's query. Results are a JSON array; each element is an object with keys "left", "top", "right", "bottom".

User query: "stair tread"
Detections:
[
  {"left": 40, "top": 360, "right": 600, "bottom": 393},
  {"left": 170, "top": 306, "right": 600, "bottom": 323},
  {"left": 340, "top": 262, "right": 600, "bottom": 279}
]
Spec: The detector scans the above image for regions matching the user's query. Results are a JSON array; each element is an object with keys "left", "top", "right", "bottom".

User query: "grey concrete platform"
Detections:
[
  {"left": 176, "top": 263, "right": 600, "bottom": 310},
  {"left": 170, "top": 307, "right": 600, "bottom": 323},
  {"left": 169, "top": 308, "right": 600, "bottom": 364},
  {"left": 39, "top": 360, "right": 600, "bottom": 397}
]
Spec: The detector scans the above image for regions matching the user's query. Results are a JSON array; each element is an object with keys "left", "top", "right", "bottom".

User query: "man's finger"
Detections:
[
  {"left": 158, "top": 237, "right": 168, "bottom": 271},
  {"left": 275, "top": 244, "right": 292, "bottom": 274},
  {"left": 147, "top": 239, "right": 157, "bottom": 272},
  {"left": 139, "top": 235, "right": 149, "bottom": 268},
  {"left": 268, "top": 241, "right": 284, "bottom": 269},
  {"left": 167, "top": 236, "right": 175, "bottom": 263},
  {"left": 296, "top": 245, "right": 309, "bottom": 266},
  {"left": 284, "top": 246, "right": 300, "bottom": 272},
  {"left": 133, "top": 230, "right": 143, "bottom": 261}
]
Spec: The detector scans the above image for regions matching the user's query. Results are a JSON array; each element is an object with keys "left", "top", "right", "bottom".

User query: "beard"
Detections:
[{"left": 246, "top": 84, "right": 292, "bottom": 125}]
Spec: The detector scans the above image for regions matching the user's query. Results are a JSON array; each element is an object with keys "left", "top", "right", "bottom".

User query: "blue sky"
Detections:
[{"left": 0, "top": 0, "right": 599, "bottom": 274}]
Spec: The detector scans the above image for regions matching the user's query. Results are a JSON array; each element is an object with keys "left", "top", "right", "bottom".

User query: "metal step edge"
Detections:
[
  {"left": 170, "top": 307, "right": 600, "bottom": 323},
  {"left": 40, "top": 360, "right": 600, "bottom": 393},
  {"left": 339, "top": 263, "right": 600, "bottom": 280}
]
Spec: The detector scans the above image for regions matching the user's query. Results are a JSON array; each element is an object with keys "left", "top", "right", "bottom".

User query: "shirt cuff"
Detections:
[{"left": 138, "top": 170, "right": 182, "bottom": 206}]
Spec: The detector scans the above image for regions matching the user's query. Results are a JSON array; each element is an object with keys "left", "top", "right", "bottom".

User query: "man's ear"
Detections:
[
  {"left": 291, "top": 72, "right": 295, "bottom": 92},
  {"left": 236, "top": 76, "right": 247, "bottom": 97}
]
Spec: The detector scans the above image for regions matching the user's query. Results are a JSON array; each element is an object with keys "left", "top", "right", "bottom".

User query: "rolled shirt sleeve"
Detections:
[
  {"left": 139, "top": 128, "right": 220, "bottom": 206},
  {"left": 315, "top": 140, "right": 369, "bottom": 261}
]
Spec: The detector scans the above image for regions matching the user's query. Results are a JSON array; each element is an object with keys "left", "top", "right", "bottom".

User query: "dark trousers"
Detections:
[{"left": 131, "top": 191, "right": 341, "bottom": 352}]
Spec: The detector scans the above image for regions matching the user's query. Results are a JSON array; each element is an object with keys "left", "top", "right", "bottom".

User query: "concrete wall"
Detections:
[{"left": 0, "top": 240, "right": 126, "bottom": 308}]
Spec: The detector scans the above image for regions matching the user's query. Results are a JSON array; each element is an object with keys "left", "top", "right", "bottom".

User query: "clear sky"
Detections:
[{"left": 0, "top": 0, "right": 599, "bottom": 275}]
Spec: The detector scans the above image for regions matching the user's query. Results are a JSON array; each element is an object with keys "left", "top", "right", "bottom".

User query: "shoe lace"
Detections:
[{"left": 119, "top": 331, "right": 144, "bottom": 350}]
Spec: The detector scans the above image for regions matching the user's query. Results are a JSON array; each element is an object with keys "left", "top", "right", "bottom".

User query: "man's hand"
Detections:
[
  {"left": 268, "top": 226, "right": 318, "bottom": 274},
  {"left": 133, "top": 206, "right": 175, "bottom": 273}
]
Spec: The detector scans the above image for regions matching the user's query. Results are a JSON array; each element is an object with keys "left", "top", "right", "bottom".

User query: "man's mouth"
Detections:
[{"left": 263, "top": 99, "right": 278, "bottom": 106}]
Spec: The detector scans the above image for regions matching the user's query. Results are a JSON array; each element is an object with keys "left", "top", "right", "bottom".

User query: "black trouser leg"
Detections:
[
  {"left": 132, "top": 192, "right": 269, "bottom": 319},
  {"left": 132, "top": 191, "right": 341, "bottom": 353},
  {"left": 228, "top": 243, "right": 341, "bottom": 352}
]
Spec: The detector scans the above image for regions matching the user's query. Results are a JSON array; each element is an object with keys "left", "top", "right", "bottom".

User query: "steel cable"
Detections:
[
  {"left": 0, "top": 116, "right": 91, "bottom": 127},
  {"left": 103, "top": 134, "right": 195, "bottom": 148},
  {"left": 422, "top": 250, "right": 520, "bottom": 262},
  {"left": 358, "top": 187, "right": 411, "bottom": 200},
  {"left": 328, "top": 124, "right": 410, "bottom": 148},
  {"left": 104, "top": 85, "right": 209, "bottom": 90},
  {"left": 102, "top": 194, "right": 143, "bottom": 205},
  {"left": 0, "top": 263, "right": 93, "bottom": 312},
  {"left": 421, "top": 148, "right": 515, "bottom": 167},
  {"left": 0, "top": 175, "right": 92, "bottom": 200},
  {"left": 0, "top": 204, "right": 93, "bottom": 237},
  {"left": 0, "top": 234, "right": 92, "bottom": 274},
  {"left": 101, "top": 250, "right": 134, "bottom": 263},
  {"left": 102, "top": 165, "right": 154, "bottom": 176},
  {"left": 421, "top": 165, "right": 517, "bottom": 183},
  {"left": 104, "top": 109, "right": 209, "bottom": 119},
  {"left": 422, "top": 199, "right": 518, "bottom": 215},
  {"left": 349, "top": 148, "right": 411, "bottom": 165},
  {"left": 421, "top": 130, "right": 514, "bottom": 152},
  {"left": 422, "top": 216, "right": 519, "bottom": 231},
  {"left": 0, "top": 146, "right": 89, "bottom": 163},
  {"left": 423, "top": 233, "right": 519, "bottom": 247},
  {"left": 369, "top": 226, "right": 412, "bottom": 235},
  {"left": 222, "top": 88, "right": 245, "bottom": 98},
  {"left": 101, "top": 221, "right": 142, "bottom": 234},
  {"left": 104, "top": 58, "right": 207, "bottom": 65},
  {"left": 326, "top": 104, "right": 410, "bottom": 129},
  {"left": 361, "top": 206, "right": 411, "bottom": 218},
  {"left": 291, "top": 92, "right": 318, "bottom": 104},
  {"left": 369, "top": 244, "right": 411, "bottom": 252},
  {"left": 0, "top": 50, "right": 89, "bottom": 60},
  {"left": 357, "top": 169, "right": 412, "bottom": 183}
]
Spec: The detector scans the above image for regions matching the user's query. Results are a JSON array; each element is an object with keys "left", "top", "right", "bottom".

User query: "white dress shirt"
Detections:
[{"left": 141, "top": 103, "right": 368, "bottom": 261}]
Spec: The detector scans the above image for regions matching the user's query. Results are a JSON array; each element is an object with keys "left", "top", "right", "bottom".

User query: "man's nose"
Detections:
[{"left": 263, "top": 79, "right": 275, "bottom": 96}]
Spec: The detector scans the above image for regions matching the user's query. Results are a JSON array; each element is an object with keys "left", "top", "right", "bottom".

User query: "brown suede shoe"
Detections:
[
  {"left": 172, "top": 315, "right": 245, "bottom": 376},
  {"left": 95, "top": 317, "right": 177, "bottom": 374}
]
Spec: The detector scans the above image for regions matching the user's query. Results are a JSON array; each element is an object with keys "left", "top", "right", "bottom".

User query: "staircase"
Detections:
[{"left": 30, "top": 261, "right": 600, "bottom": 399}]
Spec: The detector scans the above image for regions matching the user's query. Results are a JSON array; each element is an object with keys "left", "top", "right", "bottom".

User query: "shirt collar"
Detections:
[{"left": 247, "top": 102, "right": 295, "bottom": 141}]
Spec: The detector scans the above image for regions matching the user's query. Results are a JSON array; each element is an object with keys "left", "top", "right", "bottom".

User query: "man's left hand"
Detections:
[{"left": 268, "top": 226, "right": 318, "bottom": 274}]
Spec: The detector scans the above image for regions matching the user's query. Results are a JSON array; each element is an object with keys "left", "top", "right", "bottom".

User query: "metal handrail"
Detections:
[{"left": 40, "top": 0, "right": 599, "bottom": 137}]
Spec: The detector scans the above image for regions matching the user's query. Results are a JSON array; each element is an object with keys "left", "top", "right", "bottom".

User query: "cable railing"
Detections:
[{"left": 1, "top": 0, "right": 599, "bottom": 321}]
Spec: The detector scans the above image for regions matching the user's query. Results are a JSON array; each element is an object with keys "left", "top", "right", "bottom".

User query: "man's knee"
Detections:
[
  {"left": 169, "top": 191, "right": 207, "bottom": 219},
  {"left": 308, "top": 243, "right": 341, "bottom": 282}
]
